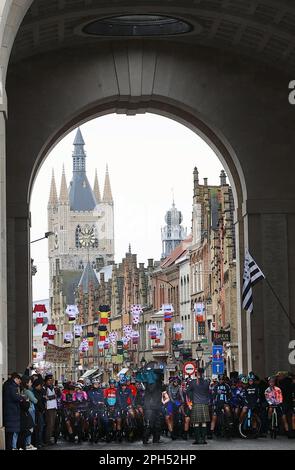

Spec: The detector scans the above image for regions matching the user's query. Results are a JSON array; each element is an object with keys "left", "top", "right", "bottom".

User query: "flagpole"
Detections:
[{"left": 264, "top": 278, "right": 295, "bottom": 331}]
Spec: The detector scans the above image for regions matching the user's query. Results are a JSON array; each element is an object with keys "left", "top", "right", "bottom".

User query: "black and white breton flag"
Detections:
[{"left": 242, "top": 251, "right": 265, "bottom": 314}]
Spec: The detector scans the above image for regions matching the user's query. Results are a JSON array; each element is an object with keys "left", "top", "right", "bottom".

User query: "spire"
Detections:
[
  {"left": 193, "top": 167, "right": 199, "bottom": 197},
  {"left": 128, "top": 243, "right": 131, "bottom": 254},
  {"left": 220, "top": 169, "right": 227, "bottom": 186},
  {"left": 72, "top": 127, "right": 86, "bottom": 173},
  {"left": 59, "top": 165, "right": 69, "bottom": 203},
  {"left": 78, "top": 261, "right": 99, "bottom": 294},
  {"left": 48, "top": 169, "right": 58, "bottom": 206},
  {"left": 102, "top": 165, "right": 113, "bottom": 204},
  {"left": 93, "top": 169, "right": 101, "bottom": 203}
]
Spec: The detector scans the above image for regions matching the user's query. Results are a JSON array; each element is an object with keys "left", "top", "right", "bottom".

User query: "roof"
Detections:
[
  {"left": 69, "top": 173, "right": 97, "bottom": 211},
  {"left": 58, "top": 270, "right": 82, "bottom": 304},
  {"left": 78, "top": 261, "right": 99, "bottom": 293},
  {"left": 95, "top": 264, "right": 113, "bottom": 283},
  {"left": 161, "top": 236, "right": 192, "bottom": 269}
]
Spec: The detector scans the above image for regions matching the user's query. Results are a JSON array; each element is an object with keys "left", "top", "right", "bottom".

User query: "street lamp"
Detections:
[
  {"left": 174, "top": 349, "right": 180, "bottom": 360},
  {"left": 31, "top": 231, "right": 54, "bottom": 244},
  {"left": 195, "top": 342, "right": 204, "bottom": 368},
  {"left": 140, "top": 356, "right": 146, "bottom": 367}
]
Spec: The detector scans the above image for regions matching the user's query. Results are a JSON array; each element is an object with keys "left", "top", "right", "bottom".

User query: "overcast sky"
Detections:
[{"left": 30, "top": 113, "right": 224, "bottom": 301}]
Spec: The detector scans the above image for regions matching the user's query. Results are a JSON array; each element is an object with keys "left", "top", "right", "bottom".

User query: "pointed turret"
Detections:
[
  {"left": 59, "top": 165, "right": 69, "bottom": 203},
  {"left": 93, "top": 169, "right": 101, "bottom": 204},
  {"left": 102, "top": 165, "right": 113, "bottom": 204},
  {"left": 48, "top": 169, "right": 58, "bottom": 207},
  {"left": 69, "top": 128, "right": 97, "bottom": 211},
  {"left": 78, "top": 261, "right": 99, "bottom": 294},
  {"left": 72, "top": 127, "right": 86, "bottom": 173}
]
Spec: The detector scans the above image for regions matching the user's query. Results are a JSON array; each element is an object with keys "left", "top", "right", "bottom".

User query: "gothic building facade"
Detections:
[{"left": 47, "top": 127, "right": 114, "bottom": 293}]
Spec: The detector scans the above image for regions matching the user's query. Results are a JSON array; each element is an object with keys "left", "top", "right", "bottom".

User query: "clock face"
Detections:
[{"left": 79, "top": 226, "right": 95, "bottom": 248}]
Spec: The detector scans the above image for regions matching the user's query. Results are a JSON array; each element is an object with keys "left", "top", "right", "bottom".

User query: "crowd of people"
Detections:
[{"left": 2, "top": 365, "right": 295, "bottom": 449}]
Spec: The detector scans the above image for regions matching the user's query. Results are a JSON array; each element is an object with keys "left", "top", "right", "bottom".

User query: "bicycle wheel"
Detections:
[{"left": 239, "top": 413, "right": 261, "bottom": 439}]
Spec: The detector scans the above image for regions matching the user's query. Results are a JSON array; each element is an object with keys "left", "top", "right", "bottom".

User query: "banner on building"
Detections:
[
  {"left": 116, "top": 340, "right": 124, "bottom": 356},
  {"left": 194, "top": 302, "right": 205, "bottom": 322},
  {"left": 211, "top": 330, "right": 231, "bottom": 343},
  {"left": 197, "top": 321, "right": 206, "bottom": 336},
  {"left": 45, "top": 344, "right": 72, "bottom": 364}
]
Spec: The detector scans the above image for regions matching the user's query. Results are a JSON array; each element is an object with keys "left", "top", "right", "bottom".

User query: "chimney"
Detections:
[
  {"left": 139, "top": 263, "right": 145, "bottom": 270},
  {"left": 193, "top": 167, "right": 199, "bottom": 196},
  {"left": 148, "top": 259, "right": 154, "bottom": 269},
  {"left": 203, "top": 178, "right": 208, "bottom": 186}
]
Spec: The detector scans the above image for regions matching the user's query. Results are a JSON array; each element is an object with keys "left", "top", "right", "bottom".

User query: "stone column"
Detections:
[
  {"left": 7, "top": 204, "right": 31, "bottom": 373},
  {"left": 244, "top": 200, "right": 295, "bottom": 377},
  {"left": 0, "top": 111, "right": 7, "bottom": 449}
]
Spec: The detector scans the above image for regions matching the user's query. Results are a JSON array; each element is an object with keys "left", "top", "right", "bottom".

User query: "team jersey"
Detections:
[
  {"left": 230, "top": 386, "right": 242, "bottom": 407},
  {"left": 213, "top": 383, "right": 232, "bottom": 404},
  {"left": 104, "top": 387, "right": 119, "bottom": 407},
  {"left": 265, "top": 386, "right": 283, "bottom": 406},
  {"left": 242, "top": 385, "right": 260, "bottom": 407},
  {"left": 87, "top": 388, "right": 105, "bottom": 407},
  {"left": 118, "top": 387, "right": 134, "bottom": 408},
  {"left": 128, "top": 384, "right": 137, "bottom": 398}
]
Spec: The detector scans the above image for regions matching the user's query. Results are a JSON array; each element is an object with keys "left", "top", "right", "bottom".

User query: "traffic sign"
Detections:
[
  {"left": 212, "top": 361, "right": 224, "bottom": 375},
  {"left": 183, "top": 362, "right": 196, "bottom": 376},
  {"left": 212, "top": 345, "right": 223, "bottom": 360}
]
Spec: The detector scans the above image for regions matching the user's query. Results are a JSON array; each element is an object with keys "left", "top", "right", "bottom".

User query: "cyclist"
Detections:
[
  {"left": 239, "top": 374, "right": 260, "bottom": 425},
  {"left": 87, "top": 378, "right": 106, "bottom": 442},
  {"left": 166, "top": 376, "right": 184, "bottom": 440},
  {"left": 61, "top": 382, "right": 76, "bottom": 442},
  {"left": 126, "top": 376, "right": 137, "bottom": 399},
  {"left": 72, "top": 383, "right": 89, "bottom": 441},
  {"left": 180, "top": 379, "right": 191, "bottom": 440},
  {"left": 264, "top": 376, "right": 283, "bottom": 433},
  {"left": 118, "top": 378, "right": 136, "bottom": 439},
  {"left": 230, "top": 377, "right": 242, "bottom": 431},
  {"left": 210, "top": 374, "right": 233, "bottom": 435},
  {"left": 104, "top": 379, "right": 122, "bottom": 441}
]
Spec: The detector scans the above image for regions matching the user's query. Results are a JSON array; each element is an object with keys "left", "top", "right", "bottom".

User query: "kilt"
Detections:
[{"left": 191, "top": 404, "right": 210, "bottom": 425}]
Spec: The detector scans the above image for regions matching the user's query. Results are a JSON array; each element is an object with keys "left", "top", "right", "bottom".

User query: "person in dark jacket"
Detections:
[
  {"left": 32, "top": 379, "right": 46, "bottom": 448},
  {"left": 136, "top": 366, "right": 165, "bottom": 445},
  {"left": 187, "top": 368, "right": 210, "bottom": 445},
  {"left": 3, "top": 373, "right": 22, "bottom": 450}
]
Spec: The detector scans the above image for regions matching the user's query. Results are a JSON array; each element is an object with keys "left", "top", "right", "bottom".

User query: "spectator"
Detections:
[
  {"left": 20, "top": 376, "right": 38, "bottom": 450},
  {"left": 44, "top": 374, "right": 57, "bottom": 445},
  {"left": 32, "top": 379, "right": 46, "bottom": 448},
  {"left": 3, "top": 372, "right": 22, "bottom": 450}
]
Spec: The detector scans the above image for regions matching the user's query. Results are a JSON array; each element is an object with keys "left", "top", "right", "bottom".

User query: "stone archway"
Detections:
[{"left": 1, "top": 2, "right": 295, "bottom": 430}]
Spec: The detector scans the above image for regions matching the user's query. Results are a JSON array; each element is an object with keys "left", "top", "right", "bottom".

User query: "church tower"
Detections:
[
  {"left": 47, "top": 128, "right": 115, "bottom": 286},
  {"left": 161, "top": 200, "right": 186, "bottom": 259}
]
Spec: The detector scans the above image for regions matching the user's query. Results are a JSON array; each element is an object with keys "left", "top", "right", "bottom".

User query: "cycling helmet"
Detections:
[
  {"left": 92, "top": 377, "right": 101, "bottom": 384},
  {"left": 248, "top": 372, "right": 255, "bottom": 381},
  {"left": 74, "top": 382, "right": 83, "bottom": 389},
  {"left": 241, "top": 376, "right": 248, "bottom": 384},
  {"left": 120, "top": 378, "right": 127, "bottom": 385},
  {"left": 218, "top": 374, "right": 224, "bottom": 380},
  {"left": 84, "top": 378, "right": 91, "bottom": 387},
  {"left": 125, "top": 375, "right": 131, "bottom": 381},
  {"left": 109, "top": 378, "right": 116, "bottom": 385},
  {"left": 101, "top": 382, "right": 107, "bottom": 388},
  {"left": 212, "top": 374, "right": 218, "bottom": 381},
  {"left": 268, "top": 376, "right": 276, "bottom": 382}
]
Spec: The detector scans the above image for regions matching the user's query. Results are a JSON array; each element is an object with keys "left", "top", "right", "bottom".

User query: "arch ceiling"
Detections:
[{"left": 9, "top": 0, "right": 295, "bottom": 75}]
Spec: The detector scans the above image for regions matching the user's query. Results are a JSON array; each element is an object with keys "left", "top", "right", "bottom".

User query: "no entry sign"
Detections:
[{"left": 183, "top": 362, "right": 196, "bottom": 376}]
